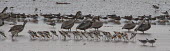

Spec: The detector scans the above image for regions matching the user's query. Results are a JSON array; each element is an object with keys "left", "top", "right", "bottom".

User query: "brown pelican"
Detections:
[
  {"left": 74, "top": 11, "right": 82, "bottom": 19},
  {"left": 76, "top": 19, "right": 93, "bottom": 31},
  {"left": 122, "top": 21, "right": 136, "bottom": 31},
  {"left": 8, "top": 21, "right": 27, "bottom": 39},
  {"left": 91, "top": 16, "right": 103, "bottom": 31},
  {"left": 134, "top": 19, "right": 151, "bottom": 34},
  {"left": 61, "top": 19, "right": 75, "bottom": 31}
]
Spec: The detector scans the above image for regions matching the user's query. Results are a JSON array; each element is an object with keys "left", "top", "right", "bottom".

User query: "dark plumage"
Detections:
[
  {"left": 152, "top": 5, "right": 159, "bottom": 9},
  {"left": 135, "top": 19, "right": 151, "bottom": 33},
  {"left": 122, "top": 21, "right": 136, "bottom": 31},
  {"left": 76, "top": 20, "right": 93, "bottom": 31},
  {"left": 138, "top": 39, "right": 148, "bottom": 45},
  {"left": 148, "top": 38, "right": 157, "bottom": 46},
  {"left": 8, "top": 21, "right": 27, "bottom": 39},
  {"left": 91, "top": 17, "right": 103, "bottom": 31},
  {"left": 61, "top": 19, "right": 75, "bottom": 31}
]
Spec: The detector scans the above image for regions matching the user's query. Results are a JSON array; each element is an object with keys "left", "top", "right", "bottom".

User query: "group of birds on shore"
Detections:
[{"left": 0, "top": 7, "right": 157, "bottom": 46}]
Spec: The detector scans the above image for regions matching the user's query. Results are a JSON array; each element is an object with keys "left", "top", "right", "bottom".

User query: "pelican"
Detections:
[
  {"left": 122, "top": 21, "right": 136, "bottom": 31},
  {"left": 61, "top": 19, "right": 75, "bottom": 31},
  {"left": 8, "top": 21, "right": 27, "bottom": 39},
  {"left": 76, "top": 19, "right": 93, "bottom": 31},
  {"left": 91, "top": 16, "right": 103, "bottom": 31},
  {"left": 134, "top": 19, "right": 151, "bottom": 34}
]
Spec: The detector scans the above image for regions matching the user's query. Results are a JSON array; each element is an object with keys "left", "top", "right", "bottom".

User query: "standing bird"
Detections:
[
  {"left": 61, "top": 19, "right": 75, "bottom": 31},
  {"left": 138, "top": 38, "right": 148, "bottom": 45},
  {"left": 8, "top": 21, "right": 27, "bottom": 39},
  {"left": 91, "top": 16, "right": 103, "bottom": 31},
  {"left": 50, "top": 30, "right": 58, "bottom": 37},
  {"left": 122, "top": 21, "right": 136, "bottom": 31},
  {"left": 76, "top": 19, "right": 93, "bottom": 31},
  {"left": 148, "top": 38, "right": 157, "bottom": 46},
  {"left": 134, "top": 19, "right": 151, "bottom": 34}
]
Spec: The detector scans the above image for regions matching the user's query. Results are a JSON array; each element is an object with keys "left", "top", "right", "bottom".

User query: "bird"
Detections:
[
  {"left": 130, "top": 33, "right": 137, "bottom": 40},
  {"left": 91, "top": 16, "right": 103, "bottom": 31},
  {"left": 152, "top": 5, "right": 159, "bottom": 9},
  {"left": 61, "top": 19, "right": 75, "bottom": 31},
  {"left": 148, "top": 38, "right": 157, "bottom": 46},
  {"left": 8, "top": 20, "right": 27, "bottom": 39},
  {"left": 48, "top": 21, "right": 56, "bottom": 27},
  {"left": 138, "top": 38, "right": 148, "bottom": 45},
  {"left": 0, "top": 31, "right": 6, "bottom": 37},
  {"left": 134, "top": 19, "right": 151, "bottom": 34},
  {"left": 76, "top": 19, "right": 93, "bottom": 31},
  {"left": 50, "top": 30, "right": 58, "bottom": 37},
  {"left": 122, "top": 21, "right": 136, "bottom": 31},
  {"left": 28, "top": 30, "right": 39, "bottom": 38},
  {"left": 161, "top": 11, "right": 168, "bottom": 15}
]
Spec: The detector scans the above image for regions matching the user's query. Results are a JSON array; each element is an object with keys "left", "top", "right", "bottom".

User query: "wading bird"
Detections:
[{"left": 8, "top": 21, "right": 27, "bottom": 39}]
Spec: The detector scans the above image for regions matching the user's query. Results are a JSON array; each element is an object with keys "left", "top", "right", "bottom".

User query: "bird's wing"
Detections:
[
  {"left": 91, "top": 21, "right": 103, "bottom": 28},
  {"left": 77, "top": 21, "right": 91, "bottom": 29},
  {"left": 61, "top": 20, "right": 75, "bottom": 28},
  {"left": 9, "top": 25, "right": 22, "bottom": 32}
]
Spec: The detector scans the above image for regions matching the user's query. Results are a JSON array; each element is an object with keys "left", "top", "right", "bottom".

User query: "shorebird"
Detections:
[
  {"left": 0, "top": 31, "right": 6, "bottom": 38},
  {"left": 138, "top": 38, "right": 148, "bottom": 45},
  {"left": 50, "top": 30, "right": 58, "bottom": 37},
  {"left": 8, "top": 21, "right": 27, "bottom": 39},
  {"left": 37, "top": 31, "right": 45, "bottom": 38},
  {"left": 130, "top": 33, "right": 137, "bottom": 40},
  {"left": 148, "top": 38, "right": 157, "bottom": 46},
  {"left": 122, "top": 21, "right": 136, "bottom": 31},
  {"left": 28, "top": 30, "right": 39, "bottom": 39}
]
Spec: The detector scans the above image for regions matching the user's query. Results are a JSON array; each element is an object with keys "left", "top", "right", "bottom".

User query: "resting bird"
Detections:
[
  {"left": 91, "top": 16, "right": 103, "bottom": 31},
  {"left": 76, "top": 19, "right": 93, "bottom": 31},
  {"left": 148, "top": 38, "right": 157, "bottom": 46},
  {"left": 138, "top": 38, "right": 148, "bottom": 45},
  {"left": 122, "top": 21, "right": 136, "bottom": 31},
  {"left": 8, "top": 21, "right": 27, "bottom": 39},
  {"left": 134, "top": 19, "right": 151, "bottom": 34},
  {"left": 61, "top": 19, "right": 75, "bottom": 31}
]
